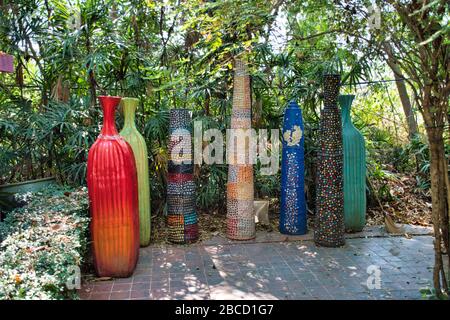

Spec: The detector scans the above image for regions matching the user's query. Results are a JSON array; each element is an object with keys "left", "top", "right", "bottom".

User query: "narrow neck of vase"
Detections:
[
  {"left": 122, "top": 98, "right": 139, "bottom": 129},
  {"left": 339, "top": 95, "right": 355, "bottom": 125},
  {"left": 323, "top": 74, "right": 341, "bottom": 106},
  {"left": 99, "top": 96, "right": 121, "bottom": 136}
]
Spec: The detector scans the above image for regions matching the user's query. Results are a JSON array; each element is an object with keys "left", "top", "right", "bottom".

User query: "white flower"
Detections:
[{"left": 283, "top": 125, "right": 303, "bottom": 146}]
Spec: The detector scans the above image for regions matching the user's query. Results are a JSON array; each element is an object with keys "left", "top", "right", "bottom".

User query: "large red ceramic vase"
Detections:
[{"left": 87, "top": 96, "right": 139, "bottom": 277}]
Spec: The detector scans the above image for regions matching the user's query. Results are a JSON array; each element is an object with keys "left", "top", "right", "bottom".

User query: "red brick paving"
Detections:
[{"left": 79, "top": 235, "right": 437, "bottom": 300}]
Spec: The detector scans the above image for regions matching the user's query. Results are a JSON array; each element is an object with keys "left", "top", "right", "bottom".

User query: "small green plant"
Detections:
[
  {"left": 420, "top": 287, "right": 449, "bottom": 300},
  {"left": 255, "top": 171, "right": 280, "bottom": 199},
  {"left": 196, "top": 164, "right": 227, "bottom": 212}
]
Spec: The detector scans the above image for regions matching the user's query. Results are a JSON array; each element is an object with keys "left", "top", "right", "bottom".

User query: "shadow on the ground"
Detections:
[{"left": 81, "top": 236, "right": 436, "bottom": 300}]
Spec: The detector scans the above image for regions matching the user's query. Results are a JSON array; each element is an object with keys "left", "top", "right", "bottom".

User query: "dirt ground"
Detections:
[{"left": 149, "top": 172, "right": 432, "bottom": 245}]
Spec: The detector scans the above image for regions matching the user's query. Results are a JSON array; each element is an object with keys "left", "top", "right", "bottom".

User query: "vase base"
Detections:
[
  {"left": 95, "top": 268, "right": 135, "bottom": 278},
  {"left": 279, "top": 228, "right": 308, "bottom": 236},
  {"left": 314, "top": 240, "right": 345, "bottom": 248},
  {"left": 168, "top": 238, "right": 199, "bottom": 245},
  {"left": 345, "top": 227, "right": 365, "bottom": 233},
  {"left": 226, "top": 235, "right": 256, "bottom": 241}
]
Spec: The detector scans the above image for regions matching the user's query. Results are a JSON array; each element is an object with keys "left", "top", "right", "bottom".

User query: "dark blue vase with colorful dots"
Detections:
[
  {"left": 314, "top": 74, "right": 345, "bottom": 247},
  {"left": 280, "top": 101, "right": 307, "bottom": 235}
]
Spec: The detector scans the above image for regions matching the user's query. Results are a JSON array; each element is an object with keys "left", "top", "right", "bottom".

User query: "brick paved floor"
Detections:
[{"left": 80, "top": 235, "right": 437, "bottom": 300}]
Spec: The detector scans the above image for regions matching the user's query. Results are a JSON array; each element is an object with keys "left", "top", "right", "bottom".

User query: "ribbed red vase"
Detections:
[{"left": 87, "top": 96, "right": 139, "bottom": 277}]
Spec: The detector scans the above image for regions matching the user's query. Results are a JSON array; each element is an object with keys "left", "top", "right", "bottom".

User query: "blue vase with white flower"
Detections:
[{"left": 280, "top": 101, "right": 307, "bottom": 235}]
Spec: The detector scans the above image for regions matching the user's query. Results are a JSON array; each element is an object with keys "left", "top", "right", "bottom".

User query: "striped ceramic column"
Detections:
[
  {"left": 314, "top": 74, "right": 345, "bottom": 247},
  {"left": 226, "top": 59, "right": 255, "bottom": 240},
  {"left": 167, "top": 109, "right": 198, "bottom": 243}
]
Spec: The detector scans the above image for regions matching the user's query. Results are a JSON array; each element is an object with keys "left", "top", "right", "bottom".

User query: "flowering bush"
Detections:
[{"left": 0, "top": 187, "right": 90, "bottom": 300}]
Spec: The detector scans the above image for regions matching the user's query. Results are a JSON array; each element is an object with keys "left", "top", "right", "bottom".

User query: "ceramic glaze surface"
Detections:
[
  {"left": 340, "top": 95, "right": 366, "bottom": 232},
  {"left": 280, "top": 101, "right": 307, "bottom": 235},
  {"left": 87, "top": 96, "right": 139, "bottom": 277},
  {"left": 120, "top": 97, "right": 151, "bottom": 246}
]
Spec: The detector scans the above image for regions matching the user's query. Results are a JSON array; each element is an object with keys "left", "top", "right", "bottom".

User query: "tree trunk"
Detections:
[
  {"left": 383, "top": 43, "right": 418, "bottom": 139},
  {"left": 393, "top": 73, "right": 418, "bottom": 139},
  {"left": 205, "top": 90, "right": 210, "bottom": 116},
  {"left": 427, "top": 125, "right": 449, "bottom": 295},
  {"left": 85, "top": 27, "right": 96, "bottom": 108},
  {"left": 443, "top": 151, "right": 450, "bottom": 282}
]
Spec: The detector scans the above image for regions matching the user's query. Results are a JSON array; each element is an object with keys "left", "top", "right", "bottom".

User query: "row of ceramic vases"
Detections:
[
  {"left": 280, "top": 95, "right": 366, "bottom": 242},
  {"left": 285, "top": 74, "right": 367, "bottom": 249},
  {"left": 88, "top": 97, "right": 204, "bottom": 277},
  {"left": 87, "top": 92, "right": 366, "bottom": 277}
]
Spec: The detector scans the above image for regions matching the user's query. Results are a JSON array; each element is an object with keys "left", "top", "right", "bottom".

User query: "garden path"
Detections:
[{"left": 80, "top": 226, "right": 438, "bottom": 300}]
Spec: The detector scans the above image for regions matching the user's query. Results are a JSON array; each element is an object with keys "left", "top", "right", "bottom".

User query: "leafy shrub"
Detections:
[
  {"left": 0, "top": 94, "right": 100, "bottom": 186},
  {"left": 196, "top": 164, "right": 228, "bottom": 212},
  {"left": 0, "top": 186, "right": 89, "bottom": 300}
]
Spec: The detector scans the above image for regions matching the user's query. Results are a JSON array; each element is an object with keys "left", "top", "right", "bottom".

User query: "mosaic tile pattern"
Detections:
[
  {"left": 167, "top": 109, "right": 198, "bottom": 244},
  {"left": 280, "top": 101, "right": 307, "bottom": 235},
  {"left": 231, "top": 109, "right": 252, "bottom": 129},
  {"left": 168, "top": 161, "right": 194, "bottom": 174},
  {"left": 226, "top": 59, "right": 255, "bottom": 240},
  {"left": 314, "top": 74, "right": 345, "bottom": 247}
]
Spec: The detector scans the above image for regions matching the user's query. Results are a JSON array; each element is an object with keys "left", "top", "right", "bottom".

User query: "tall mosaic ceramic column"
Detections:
[
  {"left": 226, "top": 59, "right": 255, "bottom": 240},
  {"left": 280, "top": 101, "right": 307, "bottom": 235},
  {"left": 87, "top": 96, "right": 139, "bottom": 277},
  {"left": 340, "top": 94, "right": 366, "bottom": 232},
  {"left": 314, "top": 74, "right": 345, "bottom": 247},
  {"left": 167, "top": 108, "right": 198, "bottom": 244},
  {"left": 119, "top": 97, "right": 151, "bottom": 246}
]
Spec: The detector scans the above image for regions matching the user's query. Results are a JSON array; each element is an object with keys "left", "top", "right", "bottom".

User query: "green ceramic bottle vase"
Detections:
[
  {"left": 340, "top": 94, "right": 366, "bottom": 232},
  {"left": 119, "top": 97, "right": 151, "bottom": 246}
]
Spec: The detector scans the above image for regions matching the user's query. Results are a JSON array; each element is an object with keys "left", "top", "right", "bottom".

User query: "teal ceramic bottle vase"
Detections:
[{"left": 340, "top": 95, "right": 366, "bottom": 232}]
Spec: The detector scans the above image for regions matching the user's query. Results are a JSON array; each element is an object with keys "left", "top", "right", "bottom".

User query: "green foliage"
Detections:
[
  {"left": 0, "top": 94, "right": 99, "bottom": 185},
  {"left": 0, "top": 191, "right": 16, "bottom": 214},
  {"left": 420, "top": 286, "right": 450, "bottom": 300},
  {"left": 0, "top": 0, "right": 445, "bottom": 218},
  {"left": 0, "top": 186, "right": 89, "bottom": 300},
  {"left": 255, "top": 171, "right": 280, "bottom": 199},
  {"left": 196, "top": 164, "right": 227, "bottom": 212}
]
